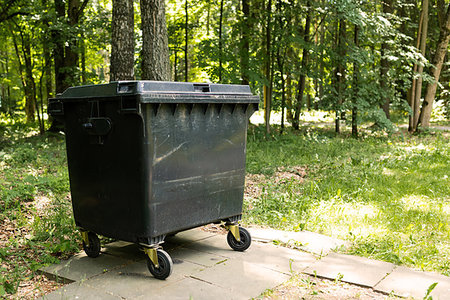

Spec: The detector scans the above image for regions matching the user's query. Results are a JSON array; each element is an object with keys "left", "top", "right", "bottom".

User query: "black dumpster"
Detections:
[{"left": 48, "top": 81, "right": 259, "bottom": 279}]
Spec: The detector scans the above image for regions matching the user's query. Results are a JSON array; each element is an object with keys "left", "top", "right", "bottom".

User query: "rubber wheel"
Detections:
[
  {"left": 227, "top": 227, "right": 251, "bottom": 252},
  {"left": 82, "top": 232, "right": 101, "bottom": 258},
  {"left": 147, "top": 249, "right": 173, "bottom": 280}
]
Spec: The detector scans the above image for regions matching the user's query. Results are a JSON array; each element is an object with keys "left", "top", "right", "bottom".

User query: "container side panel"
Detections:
[
  {"left": 144, "top": 103, "right": 249, "bottom": 236},
  {"left": 63, "top": 99, "right": 148, "bottom": 243}
]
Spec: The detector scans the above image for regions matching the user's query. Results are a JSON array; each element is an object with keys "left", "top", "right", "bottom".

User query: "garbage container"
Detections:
[{"left": 48, "top": 81, "right": 259, "bottom": 279}]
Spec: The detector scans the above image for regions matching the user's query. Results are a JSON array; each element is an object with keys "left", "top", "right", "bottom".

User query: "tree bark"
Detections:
[
  {"left": 110, "top": 0, "right": 134, "bottom": 81},
  {"left": 240, "top": 0, "right": 250, "bottom": 85},
  {"left": 293, "top": 0, "right": 311, "bottom": 130},
  {"left": 218, "top": 0, "right": 224, "bottom": 82},
  {"left": 418, "top": 4, "right": 450, "bottom": 127},
  {"left": 141, "top": 0, "right": 170, "bottom": 80},
  {"left": 412, "top": 0, "right": 428, "bottom": 130},
  {"left": 380, "top": 0, "right": 393, "bottom": 119},
  {"left": 184, "top": 0, "right": 188, "bottom": 82},
  {"left": 263, "top": 0, "right": 272, "bottom": 134},
  {"left": 352, "top": 24, "right": 359, "bottom": 138},
  {"left": 334, "top": 17, "right": 346, "bottom": 133}
]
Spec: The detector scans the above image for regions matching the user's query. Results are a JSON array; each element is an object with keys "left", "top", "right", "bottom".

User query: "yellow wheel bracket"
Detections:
[
  {"left": 144, "top": 248, "right": 159, "bottom": 268},
  {"left": 227, "top": 224, "right": 241, "bottom": 242},
  {"left": 81, "top": 231, "right": 90, "bottom": 247}
]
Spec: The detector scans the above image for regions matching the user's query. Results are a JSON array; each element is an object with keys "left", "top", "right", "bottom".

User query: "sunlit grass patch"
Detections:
[{"left": 244, "top": 125, "right": 450, "bottom": 275}]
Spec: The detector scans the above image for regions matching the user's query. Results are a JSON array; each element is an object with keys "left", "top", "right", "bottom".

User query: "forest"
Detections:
[
  {"left": 0, "top": 0, "right": 449, "bottom": 298},
  {"left": 0, "top": 0, "right": 449, "bottom": 133}
]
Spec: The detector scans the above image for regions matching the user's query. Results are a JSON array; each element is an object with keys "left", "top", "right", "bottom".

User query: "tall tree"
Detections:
[
  {"left": 141, "top": 0, "right": 170, "bottom": 80},
  {"left": 380, "top": 0, "right": 393, "bottom": 119},
  {"left": 110, "top": 0, "right": 135, "bottom": 81},
  {"left": 417, "top": 3, "right": 450, "bottom": 128},
  {"left": 240, "top": 0, "right": 250, "bottom": 85},
  {"left": 292, "top": 0, "right": 311, "bottom": 130},
  {"left": 410, "top": 0, "right": 428, "bottom": 131}
]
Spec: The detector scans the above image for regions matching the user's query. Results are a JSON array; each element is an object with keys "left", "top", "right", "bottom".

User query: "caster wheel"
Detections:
[
  {"left": 227, "top": 227, "right": 251, "bottom": 252},
  {"left": 147, "top": 249, "right": 173, "bottom": 280},
  {"left": 82, "top": 232, "right": 101, "bottom": 258}
]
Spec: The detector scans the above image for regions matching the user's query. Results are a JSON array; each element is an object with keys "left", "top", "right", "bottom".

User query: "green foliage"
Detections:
[
  {"left": 0, "top": 121, "right": 78, "bottom": 296},
  {"left": 244, "top": 125, "right": 450, "bottom": 275}
]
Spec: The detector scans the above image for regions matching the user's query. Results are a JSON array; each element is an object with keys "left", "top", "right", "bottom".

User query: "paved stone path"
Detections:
[{"left": 40, "top": 228, "right": 450, "bottom": 299}]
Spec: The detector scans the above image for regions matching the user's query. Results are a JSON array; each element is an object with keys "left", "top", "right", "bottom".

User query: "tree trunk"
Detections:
[
  {"left": 263, "top": 0, "right": 272, "bottom": 134},
  {"left": 111, "top": 0, "right": 134, "bottom": 81},
  {"left": 184, "top": 0, "right": 188, "bottom": 82},
  {"left": 54, "top": 0, "right": 66, "bottom": 94},
  {"left": 240, "top": 0, "right": 250, "bottom": 85},
  {"left": 412, "top": 0, "right": 428, "bottom": 130},
  {"left": 408, "top": 9, "right": 423, "bottom": 131},
  {"left": 418, "top": 4, "right": 450, "bottom": 127},
  {"left": 293, "top": 0, "right": 311, "bottom": 130},
  {"left": 334, "top": 17, "right": 346, "bottom": 133},
  {"left": 352, "top": 24, "right": 359, "bottom": 138},
  {"left": 218, "top": 0, "right": 224, "bottom": 82},
  {"left": 141, "top": 0, "right": 170, "bottom": 81},
  {"left": 380, "top": 0, "right": 393, "bottom": 119}
]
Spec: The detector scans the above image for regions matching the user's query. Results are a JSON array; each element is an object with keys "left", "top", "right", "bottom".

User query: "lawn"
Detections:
[
  {"left": 244, "top": 124, "right": 450, "bottom": 276},
  {"left": 0, "top": 116, "right": 449, "bottom": 297}
]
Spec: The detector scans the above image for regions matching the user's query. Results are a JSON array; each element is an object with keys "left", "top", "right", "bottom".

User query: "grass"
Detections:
[
  {"left": 0, "top": 118, "right": 78, "bottom": 297},
  {"left": 243, "top": 124, "right": 450, "bottom": 276}
]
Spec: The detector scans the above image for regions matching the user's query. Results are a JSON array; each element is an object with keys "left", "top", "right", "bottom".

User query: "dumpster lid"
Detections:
[{"left": 55, "top": 81, "right": 260, "bottom": 104}]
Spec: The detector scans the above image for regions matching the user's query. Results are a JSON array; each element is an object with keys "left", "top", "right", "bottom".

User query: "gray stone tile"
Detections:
[
  {"left": 164, "top": 228, "right": 217, "bottom": 250},
  {"left": 134, "top": 277, "right": 238, "bottom": 300},
  {"left": 183, "top": 234, "right": 246, "bottom": 259},
  {"left": 242, "top": 242, "right": 317, "bottom": 274},
  {"left": 102, "top": 241, "right": 145, "bottom": 262},
  {"left": 374, "top": 266, "right": 450, "bottom": 299},
  {"left": 83, "top": 258, "right": 209, "bottom": 298},
  {"left": 40, "top": 282, "right": 121, "bottom": 300},
  {"left": 170, "top": 246, "right": 228, "bottom": 267},
  {"left": 249, "top": 227, "right": 348, "bottom": 255},
  {"left": 40, "top": 252, "right": 133, "bottom": 282},
  {"left": 193, "top": 257, "right": 290, "bottom": 299},
  {"left": 303, "top": 252, "right": 395, "bottom": 288}
]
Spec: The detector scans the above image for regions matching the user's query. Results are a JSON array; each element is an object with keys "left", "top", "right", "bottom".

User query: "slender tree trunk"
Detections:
[
  {"left": 111, "top": 0, "right": 134, "bottom": 81},
  {"left": 218, "top": 0, "right": 224, "bottom": 82},
  {"left": 286, "top": 70, "right": 293, "bottom": 122},
  {"left": 141, "top": 0, "right": 170, "bottom": 80},
  {"left": 412, "top": 0, "right": 428, "bottom": 130},
  {"left": 184, "top": 0, "right": 188, "bottom": 82},
  {"left": 240, "top": 0, "right": 250, "bottom": 85},
  {"left": 380, "top": 0, "right": 393, "bottom": 119},
  {"left": 293, "top": 0, "right": 311, "bottom": 130},
  {"left": 334, "top": 17, "right": 346, "bottom": 133},
  {"left": 352, "top": 25, "right": 359, "bottom": 138},
  {"left": 263, "top": 0, "right": 272, "bottom": 134},
  {"left": 408, "top": 12, "right": 423, "bottom": 131},
  {"left": 418, "top": 4, "right": 450, "bottom": 128},
  {"left": 54, "top": 0, "right": 66, "bottom": 94}
]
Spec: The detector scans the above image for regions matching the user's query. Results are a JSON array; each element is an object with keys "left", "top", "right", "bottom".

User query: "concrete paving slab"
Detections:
[
  {"left": 40, "top": 252, "right": 133, "bottom": 282},
  {"left": 249, "top": 227, "right": 347, "bottom": 255},
  {"left": 133, "top": 277, "right": 238, "bottom": 300},
  {"left": 164, "top": 228, "right": 217, "bottom": 250},
  {"left": 242, "top": 242, "right": 317, "bottom": 274},
  {"left": 374, "top": 266, "right": 450, "bottom": 299},
  {"left": 170, "top": 246, "right": 228, "bottom": 267},
  {"left": 41, "top": 281, "right": 122, "bottom": 300},
  {"left": 193, "top": 257, "right": 290, "bottom": 299},
  {"left": 81, "top": 254, "right": 214, "bottom": 299},
  {"left": 102, "top": 241, "right": 145, "bottom": 262},
  {"left": 183, "top": 234, "right": 248, "bottom": 259},
  {"left": 303, "top": 252, "right": 395, "bottom": 288}
]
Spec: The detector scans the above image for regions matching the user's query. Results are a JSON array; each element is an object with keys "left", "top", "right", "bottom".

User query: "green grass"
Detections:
[
  {"left": 0, "top": 119, "right": 78, "bottom": 296},
  {"left": 244, "top": 125, "right": 450, "bottom": 275}
]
